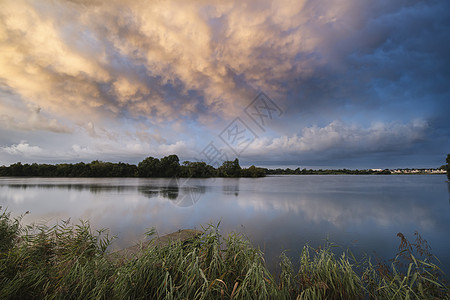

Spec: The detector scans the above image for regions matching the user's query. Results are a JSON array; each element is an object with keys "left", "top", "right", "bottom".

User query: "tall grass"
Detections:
[{"left": 0, "top": 207, "right": 448, "bottom": 299}]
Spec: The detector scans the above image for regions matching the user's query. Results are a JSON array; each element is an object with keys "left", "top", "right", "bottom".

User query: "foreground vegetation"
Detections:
[{"left": 1, "top": 208, "right": 448, "bottom": 299}]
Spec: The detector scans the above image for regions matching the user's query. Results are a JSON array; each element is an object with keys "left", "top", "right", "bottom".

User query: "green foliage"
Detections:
[
  {"left": 10, "top": 162, "right": 24, "bottom": 176},
  {"left": 180, "top": 161, "right": 217, "bottom": 177},
  {"left": 0, "top": 209, "right": 115, "bottom": 299},
  {"left": 0, "top": 208, "right": 22, "bottom": 253},
  {"left": 446, "top": 154, "right": 450, "bottom": 181},
  {"left": 241, "top": 165, "right": 266, "bottom": 178},
  {"left": 296, "top": 245, "right": 363, "bottom": 299},
  {"left": 138, "top": 156, "right": 162, "bottom": 177},
  {"left": 2, "top": 155, "right": 449, "bottom": 179},
  {"left": 160, "top": 154, "right": 181, "bottom": 177},
  {"left": 0, "top": 155, "right": 266, "bottom": 178},
  {"left": 218, "top": 158, "right": 242, "bottom": 177},
  {"left": 0, "top": 208, "right": 448, "bottom": 299},
  {"left": 138, "top": 155, "right": 181, "bottom": 177},
  {"left": 0, "top": 161, "right": 138, "bottom": 177}
]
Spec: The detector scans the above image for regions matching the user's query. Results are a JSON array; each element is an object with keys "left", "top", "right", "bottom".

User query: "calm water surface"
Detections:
[{"left": 1, "top": 175, "right": 449, "bottom": 273}]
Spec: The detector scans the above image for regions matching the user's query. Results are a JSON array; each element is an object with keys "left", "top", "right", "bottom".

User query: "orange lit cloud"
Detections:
[{"left": 0, "top": 0, "right": 448, "bottom": 167}]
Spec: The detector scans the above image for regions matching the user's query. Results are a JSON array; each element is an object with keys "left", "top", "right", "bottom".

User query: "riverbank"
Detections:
[{"left": 0, "top": 209, "right": 448, "bottom": 299}]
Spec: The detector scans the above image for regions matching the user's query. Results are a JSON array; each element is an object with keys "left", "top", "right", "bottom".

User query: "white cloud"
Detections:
[
  {"left": 0, "top": 102, "right": 72, "bottom": 134},
  {"left": 246, "top": 119, "right": 429, "bottom": 156},
  {"left": 1, "top": 141, "right": 43, "bottom": 157},
  {"left": 157, "top": 141, "right": 193, "bottom": 157}
]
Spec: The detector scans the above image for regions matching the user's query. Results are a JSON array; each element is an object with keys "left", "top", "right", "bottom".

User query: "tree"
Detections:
[
  {"left": 37, "top": 164, "right": 57, "bottom": 176},
  {"left": 10, "top": 162, "right": 24, "bottom": 176},
  {"left": 114, "top": 162, "right": 138, "bottom": 177},
  {"left": 218, "top": 159, "right": 241, "bottom": 177},
  {"left": 89, "top": 161, "right": 113, "bottom": 177},
  {"left": 138, "top": 157, "right": 162, "bottom": 177},
  {"left": 181, "top": 161, "right": 216, "bottom": 178},
  {"left": 160, "top": 155, "right": 181, "bottom": 177},
  {"left": 0, "top": 165, "right": 9, "bottom": 176},
  {"left": 446, "top": 154, "right": 450, "bottom": 181},
  {"left": 71, "top": 162, "right": 91, "bottom": 177},
  {"left": 241, "top": 165, "right": 266, "bottom": 177}
]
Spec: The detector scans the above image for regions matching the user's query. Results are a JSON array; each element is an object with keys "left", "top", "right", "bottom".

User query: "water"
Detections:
[{"left": 0, "top": 175, "right": 449, "bottom": 273}]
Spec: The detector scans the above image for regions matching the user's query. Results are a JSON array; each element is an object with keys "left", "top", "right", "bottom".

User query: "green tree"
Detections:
[
  {"left": 138, "top": 157, "right": 162, "bottom": 177},
  {"left": 218, "top": 158, "right": 241, "bottom": 177},
  {"left": 160, "top": 155, "right": 181, "bottom": 177},
  {"left": 39, "top": 164, "right": 58, "bottom": 176},
  {"left": 10, "top": 162, "right": 24, "bottom": 176},
  {"left": 446, "top": 154, "right": 450, "bottom": 181},
  {"left": 89, "top": 161, "right": 114, "bottom": 177},
  {"left": 114, "top": 162, "right": 138, "bottom": 177},
  {"left": 0, "top": 166, "right": 9, "bottom": 176},
  {"left": 71, "top": 162, "right": 91, "bottom": 177},
  {"left": 181, "top": 161, "right": 216, "bottom": 177},
  {"left": 241, "top": 165, "right": 266, "bottom": 177}
]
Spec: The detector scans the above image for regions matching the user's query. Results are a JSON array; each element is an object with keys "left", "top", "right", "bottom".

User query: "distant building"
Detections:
[{"left": 389, "top": 168, "right": 446, "bottom": 174}]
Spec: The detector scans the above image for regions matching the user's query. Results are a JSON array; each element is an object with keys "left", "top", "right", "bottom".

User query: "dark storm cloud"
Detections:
[{"left": 276, "top": 0, "right": 450, "bottom": 119}]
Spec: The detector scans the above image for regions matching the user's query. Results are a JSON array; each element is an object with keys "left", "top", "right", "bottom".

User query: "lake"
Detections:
[{"left": 1, "top": 175, "right": 449, "bottom": 273}]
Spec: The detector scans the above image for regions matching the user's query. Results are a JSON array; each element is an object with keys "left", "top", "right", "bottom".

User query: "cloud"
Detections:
[
  {"left": 0, "top": 0, "right": 403, "bottom": 123},
  {"left": 0, "top": 102, "right": 72, "bottom": 133},
  {"left": 245, "top": 119, "right": 429, "bottom": 159},
  {"left": 66, "top": 138, "right": 196, "bottom": 162},
  {"left": 236, "top": 191, "right": 437, "bottom": 229},
  {"left": 0, "top": 0, "right": 448, "bottom": 166},
  {"left": 157, "top": 141, "right": 193, "bottom": 156},
  {"left": 2, "top": 1, "right": 447, "bottom": 121},
  {"left": 1, "top": 141, "right": 43, "bottom": 157}
]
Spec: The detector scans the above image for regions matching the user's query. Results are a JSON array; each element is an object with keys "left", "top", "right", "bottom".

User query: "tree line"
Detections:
[
  {"left": 447, "top": 154, "right": 450, "bottom": 181},
  {"left": 266, "top": 168, "right": 391, "bottom": 175},
  {"left": 1, "top": 154, "right": 448, "bottom": 178},
  {"left": 0, "top": 155, "right": 266, "bottom": 178}
]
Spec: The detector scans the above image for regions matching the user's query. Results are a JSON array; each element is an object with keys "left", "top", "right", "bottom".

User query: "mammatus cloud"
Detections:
[
  {"left": 2, "top": 0, "right": 446, "bottom": 123},
  {"left": 0, "top": 0, "right": 448, "bottom": 166}
]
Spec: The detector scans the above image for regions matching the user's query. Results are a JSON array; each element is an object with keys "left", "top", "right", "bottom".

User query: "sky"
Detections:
[{"left": 0, "top": 0, "right": 449, "bottom": 169}]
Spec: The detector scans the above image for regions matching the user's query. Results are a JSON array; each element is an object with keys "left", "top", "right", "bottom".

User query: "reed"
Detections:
[{"left": 0, "top": 207, "right": 448, "bottom": 299}]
